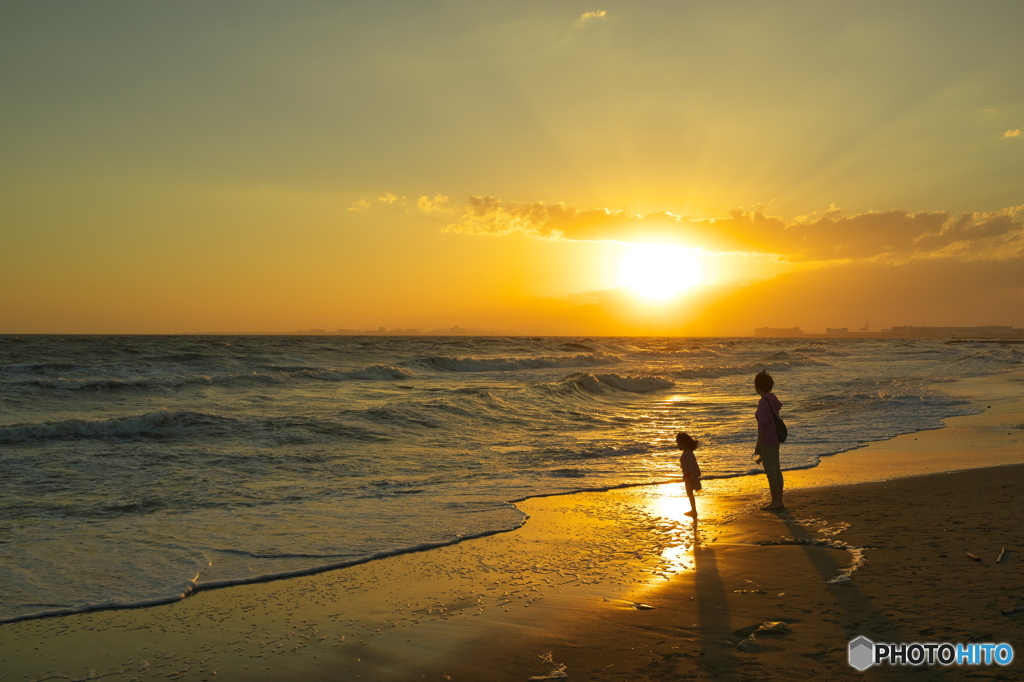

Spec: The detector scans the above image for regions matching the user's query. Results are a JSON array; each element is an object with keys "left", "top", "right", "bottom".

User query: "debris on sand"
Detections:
[
  {"left": 737, "top": 636, "right": 764, "bottom": 652},
  {"left": 756, "top": 621, "right": 791, "bottom": 635},
  {"left": 529, "top": 653, "right": 568, "bottom": 680}
]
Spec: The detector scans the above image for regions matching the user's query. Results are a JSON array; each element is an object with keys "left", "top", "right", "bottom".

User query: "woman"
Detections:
[{"left": 753, "top": 369, "right": 784, "bottom": 510}]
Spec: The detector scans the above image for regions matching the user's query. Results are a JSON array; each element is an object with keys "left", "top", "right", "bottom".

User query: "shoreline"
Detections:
[
  {"left": 6, "top": 368, "right": 1013, "bottom": 627},
  {"left": 2, "top": 371, "right": 1022, "bottom": 680}
]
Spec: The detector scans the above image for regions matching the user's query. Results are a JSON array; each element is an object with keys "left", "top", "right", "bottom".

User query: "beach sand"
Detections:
[{"left": 2, "top": 372, "right": 1023, "bottom": 681}]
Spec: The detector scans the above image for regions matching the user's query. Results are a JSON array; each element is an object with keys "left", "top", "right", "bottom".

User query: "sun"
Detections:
[{"left": 616, "top": 244, "right": 704, "bottom": 300}]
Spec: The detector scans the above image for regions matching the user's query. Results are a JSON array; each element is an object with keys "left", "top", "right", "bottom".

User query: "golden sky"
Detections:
[{"left": 3, "top": 1, "right": 1023, "bottom": 334}]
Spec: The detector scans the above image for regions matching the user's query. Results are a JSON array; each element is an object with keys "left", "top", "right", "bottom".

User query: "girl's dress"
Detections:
[{"left": 680, "top": 449, "right": 702, "bottom": 491}]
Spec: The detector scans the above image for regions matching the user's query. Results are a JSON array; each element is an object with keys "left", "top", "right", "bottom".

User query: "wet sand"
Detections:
[
  {"left": 427, "top": 465, "right": 1024, "bottom": 682},
  {"left": 2, "top": 372, "right": 1023, "bottom": 681}
]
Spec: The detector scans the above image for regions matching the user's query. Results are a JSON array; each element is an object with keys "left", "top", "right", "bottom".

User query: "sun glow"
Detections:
[{"left": 616, "top": 244, "right": 704, "bottom": 300}]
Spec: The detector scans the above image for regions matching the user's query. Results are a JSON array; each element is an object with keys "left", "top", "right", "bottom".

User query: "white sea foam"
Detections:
[
  {"left": 758, "top": 537, "right": 867, "bottom": 584},
  {"left": 828, "top": 546, "right": 867, "bottom": 584}
]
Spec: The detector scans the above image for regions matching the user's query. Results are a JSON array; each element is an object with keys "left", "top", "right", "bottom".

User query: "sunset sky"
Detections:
[{"left": 3, "top": 1, "right": 1024, "bottom": 335}]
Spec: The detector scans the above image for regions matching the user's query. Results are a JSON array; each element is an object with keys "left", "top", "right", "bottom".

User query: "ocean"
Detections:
[{"left": 1, "top": 334, "right": 1020, "bottom": 622}]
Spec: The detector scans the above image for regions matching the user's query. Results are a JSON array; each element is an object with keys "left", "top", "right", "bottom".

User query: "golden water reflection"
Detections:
[{"left": 645, "top": 484, "right": 702, "bottom": 576}]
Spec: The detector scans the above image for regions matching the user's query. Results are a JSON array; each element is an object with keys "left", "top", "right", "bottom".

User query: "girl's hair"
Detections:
[
  {"left": 676, "top": 432, "right": 699, "bottom": 450},
  {"left": 755, "top": 369, "right": 775, "bottom": 392}
]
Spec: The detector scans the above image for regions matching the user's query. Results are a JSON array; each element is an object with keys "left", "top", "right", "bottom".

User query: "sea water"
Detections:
[{"left": 0, "top": 334, "right": 1020, "bottom": 621}]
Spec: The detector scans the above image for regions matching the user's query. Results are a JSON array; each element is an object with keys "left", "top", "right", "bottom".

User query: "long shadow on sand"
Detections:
[
  {"left": 691, "top": 521, "right": 741, "bottom": 679},
  {"left": 772, "top": 509, "right": 905, "bottom": 642},
  {"left": 690, "top": 507, "right": 915, "bottom": 680}
]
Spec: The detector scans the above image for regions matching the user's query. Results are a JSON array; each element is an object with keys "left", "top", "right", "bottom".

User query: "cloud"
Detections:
[
  {"left": 438, "top": 195, "right": 1024, "bottom": 264},
  {"left": 416, "top": 194, "right": 451, "bottom": 214},
  {"left": 1006, "top": 128, "right": 1022, "bottom": 138},
  {"left": 581, "top": 10, "right": 607, "bottom": 20},
  {"left": 443, "top": 196, "right": 576, "bottom": 239},
  {"left": 442, "top": 196, "right": 704, "bottom": 246},
  {"left": 417, "top": 194, "right": 1024, "bottom": 334},
  {"left": 349, "top": 192, "right": 410, "bottom": 212}
]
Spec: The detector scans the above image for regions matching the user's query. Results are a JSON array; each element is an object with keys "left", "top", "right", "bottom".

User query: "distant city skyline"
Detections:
[
  {"left": 756, "top": 324, "right": 1024, "bottom": 339},
  {"left": 139, "top": 322, "right": 1024, "bottom": 338}
]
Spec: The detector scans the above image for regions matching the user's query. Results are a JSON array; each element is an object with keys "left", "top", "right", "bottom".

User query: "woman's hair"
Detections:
[
  {"left": 755, "top": 369, "right": 775, "bottom": 392},
  {"left": 676, "top": 432, "right": 699, "bottom": 450}
]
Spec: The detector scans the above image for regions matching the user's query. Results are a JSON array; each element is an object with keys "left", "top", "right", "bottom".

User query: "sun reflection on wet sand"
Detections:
[{"left": 637, "top": 483, "right": 734, "bottom": 581}]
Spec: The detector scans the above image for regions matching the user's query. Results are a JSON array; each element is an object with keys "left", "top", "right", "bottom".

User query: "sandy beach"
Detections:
[{"left": 2, "top": 371, "right": 1023, "bottom": 681}]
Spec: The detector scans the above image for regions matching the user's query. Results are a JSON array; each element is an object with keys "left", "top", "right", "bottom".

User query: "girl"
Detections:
[{"left": 676, "top": 432, "right": 702, "bottom": 518}]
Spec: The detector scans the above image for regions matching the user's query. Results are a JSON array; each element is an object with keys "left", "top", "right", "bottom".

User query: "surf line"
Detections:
[
  {"left": 0, "top": 520, "right": 530, "bottom": 625},
  {"left": 1, "top": 467, "right": 787, "bottom": 625}
]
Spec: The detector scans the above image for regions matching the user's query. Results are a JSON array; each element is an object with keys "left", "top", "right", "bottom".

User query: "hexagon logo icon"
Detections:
[{"left": 848, "top": 636, "right": 875, "bottom": 671}]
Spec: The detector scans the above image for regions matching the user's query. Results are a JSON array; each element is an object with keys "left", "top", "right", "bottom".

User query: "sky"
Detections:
[{"left": 3, "top": 0, "right": 1024, "bottom": 335}]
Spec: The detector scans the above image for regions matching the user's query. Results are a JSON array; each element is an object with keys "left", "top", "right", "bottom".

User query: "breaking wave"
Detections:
[
  {"left": 292, "top": 365, "right": 412, "bottom": 381},
  {"left": 669, "top": 358, "right": 828, "bottom": 380},
  {"left": 409, "top": 353, "right": 621, "bottom": 372},
  {"left": 564, "top": 373, "right": 675, "bottom": 394},
  {"left": 6, "top": 364, "right": 412, "bottom": 391},
  {"left": 10, "top": 375, "right": 218, "bottom": 391},
  {"left": 0, "top": 409, "right": 232, "bottom": 443}
]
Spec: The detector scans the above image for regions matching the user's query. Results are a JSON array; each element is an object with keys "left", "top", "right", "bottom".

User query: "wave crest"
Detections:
[
  {"left": 0, "top": 409, "right": 231, "bottom": 443},
  {"left": 411, "top": 353, "right": 621, "bottom": 372},
  {"left": 11, "top": 375, "right": 216, "bottom": 391},
  {"left": 293, "top": 365, "right": 412, "bottom": 381},
  {"left": 7, "top": 364, "right": 412, "bottom": 391},
  {"left": 566, "top": 373, "right": 675, "bottom": 394},
  {"left": 669, "top": 358, "right": 828, "bottom": 380}
]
